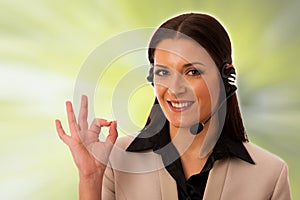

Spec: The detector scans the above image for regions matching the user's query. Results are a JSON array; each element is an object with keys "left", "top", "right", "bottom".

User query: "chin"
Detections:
[{"left": 168, "top": 118, "right": 195, "bottom": 129}]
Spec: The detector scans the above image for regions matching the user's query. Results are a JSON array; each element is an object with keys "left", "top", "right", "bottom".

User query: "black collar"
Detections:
[{"left": 126, "top": 122, "right": 255, "bottom": 165}]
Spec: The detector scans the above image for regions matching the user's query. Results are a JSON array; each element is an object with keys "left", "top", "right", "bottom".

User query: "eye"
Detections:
[
  {"left": 154, "top": 69, "right": 169, "bottom": 77},
  {"left": 186, "top": 69, "right": 203, "bottom": 76}
]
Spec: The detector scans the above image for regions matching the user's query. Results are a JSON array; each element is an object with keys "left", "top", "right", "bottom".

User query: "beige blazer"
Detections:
[{"left": 102, "top": 137, "right": 292, "bottom": 200}]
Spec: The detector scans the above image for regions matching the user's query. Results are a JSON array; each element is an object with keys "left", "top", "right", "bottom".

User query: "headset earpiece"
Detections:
[{"left": 221, "top": 63, "right": 237, "bottom": 97}]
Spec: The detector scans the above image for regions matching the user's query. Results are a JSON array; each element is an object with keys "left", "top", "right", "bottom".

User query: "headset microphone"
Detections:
[
  {"left": 189, "top": 114, "right": 212, "bottom": 135},
  {"left": 190, "top": 123, "right": 204, "bottom": 135}
]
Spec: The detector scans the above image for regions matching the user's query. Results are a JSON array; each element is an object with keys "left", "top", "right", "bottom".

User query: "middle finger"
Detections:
[{"left": 66, "top": 101, "right": 80, "bottom": 138}]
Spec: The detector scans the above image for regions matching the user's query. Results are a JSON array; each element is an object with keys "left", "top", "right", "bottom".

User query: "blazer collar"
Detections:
[
  {"left": 203, "top": 158, "right": 230, "bottom": 200},
  {"left": 158, "top": 167, "right": 178, "bottom": 200}
]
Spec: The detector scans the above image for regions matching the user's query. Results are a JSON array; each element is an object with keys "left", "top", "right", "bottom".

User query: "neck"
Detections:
[{"left": 169, "top": 116, "right": 219, "bottom": 157}]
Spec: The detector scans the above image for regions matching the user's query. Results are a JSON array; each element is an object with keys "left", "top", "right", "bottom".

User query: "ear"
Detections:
[
  {"left": 221, "top": 63, "right": 237, "bottom": 96},
  {"left": 147, "top": 65, "right": 154, "bottom": 86},
  {"left": 221, "top": 63, "right": 235, "bottom": 78}
]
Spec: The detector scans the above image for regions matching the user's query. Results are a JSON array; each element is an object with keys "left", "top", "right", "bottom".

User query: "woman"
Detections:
[{"left": 55, "top": 13, "right": 292, "bottom": 199}]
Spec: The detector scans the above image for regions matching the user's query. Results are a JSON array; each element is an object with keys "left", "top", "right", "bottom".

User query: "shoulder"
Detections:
[
  {"left": 243, "top": 142, "right": 287, "bottom": 167},
  {"left": 224, "top": 142, "right": 288, "bottom": 184},
  {"left": 108, "top": 135, "right": 163, "bottom": 173},
  {"left": 227, "top": 142, "right": 288, "bottom": 183},
  {"left": 114, "top": 135, "right": 136, "bottom": 150},
  {"left": 219, "top": 142, "right": 291, "bottom": 199}
]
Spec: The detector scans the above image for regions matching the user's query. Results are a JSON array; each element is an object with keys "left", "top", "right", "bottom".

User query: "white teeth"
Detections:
[{"left": 171, "top": 102, "right": 191, "bottom": 108}]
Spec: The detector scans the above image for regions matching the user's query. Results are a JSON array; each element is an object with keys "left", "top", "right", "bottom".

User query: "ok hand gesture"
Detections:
[{"left": 55, "top": 95, "right": 118, "bottom": 179}]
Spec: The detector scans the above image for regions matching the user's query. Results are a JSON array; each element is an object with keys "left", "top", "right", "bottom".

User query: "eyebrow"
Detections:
[{"left": 154, "top": 62, "right": 205, "bottom": 69}]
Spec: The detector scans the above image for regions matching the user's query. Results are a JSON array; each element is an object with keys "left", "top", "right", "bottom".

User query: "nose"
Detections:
[{"left": 167, "top": 73, "right": 187, "bottom": 97}]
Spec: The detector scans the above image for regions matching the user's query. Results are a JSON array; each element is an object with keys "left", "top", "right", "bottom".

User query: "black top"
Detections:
[{"left": 127, "top": 123, "right": 255, "bottom": 200}]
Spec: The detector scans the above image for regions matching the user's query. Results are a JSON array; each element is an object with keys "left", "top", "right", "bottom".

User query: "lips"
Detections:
[{"left": 167, "top": 100, "right": 194, "bottom": 112}]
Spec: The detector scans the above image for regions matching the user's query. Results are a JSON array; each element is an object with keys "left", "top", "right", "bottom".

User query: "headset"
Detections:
[{"left": 190, "top": 63, "right": 237, "bottom": 134}]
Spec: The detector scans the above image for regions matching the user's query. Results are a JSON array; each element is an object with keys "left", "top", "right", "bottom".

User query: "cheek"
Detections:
[
  {"left": 193, "top": 78, "right": 220, "bottom": 104},
  {"left": 193, "top": 83, "right": 210, "bottom": 103},
  {"left": 154, "top": 84, "right": 165, "bottom": 99}
]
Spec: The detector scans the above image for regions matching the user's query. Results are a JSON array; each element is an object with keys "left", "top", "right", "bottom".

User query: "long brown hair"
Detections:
[{"left": 147, "top": 13, "right": 248, "bottom": 142}]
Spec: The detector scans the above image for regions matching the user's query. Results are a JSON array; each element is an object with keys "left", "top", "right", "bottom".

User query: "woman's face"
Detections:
[{"left": 153, "top": 38, "right": 221, "bottom": 128}]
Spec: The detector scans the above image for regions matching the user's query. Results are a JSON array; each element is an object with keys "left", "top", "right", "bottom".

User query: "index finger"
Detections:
[{"left": 107, "top": 121, "right": 118, "bottom": 144}]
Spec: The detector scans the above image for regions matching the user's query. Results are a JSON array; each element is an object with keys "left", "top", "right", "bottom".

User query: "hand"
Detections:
[{"left": 55, "top": 95, "right": 118, "bottom": 178}]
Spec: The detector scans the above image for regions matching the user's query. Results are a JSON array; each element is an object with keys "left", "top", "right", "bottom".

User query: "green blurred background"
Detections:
[{"left": 0, "top": 0, "right": 299, "bottom": 199}]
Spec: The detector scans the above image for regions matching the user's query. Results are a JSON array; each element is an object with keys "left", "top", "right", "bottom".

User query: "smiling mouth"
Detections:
[{"left": 167, "top": 100, "right": 194, "bottom": 111}]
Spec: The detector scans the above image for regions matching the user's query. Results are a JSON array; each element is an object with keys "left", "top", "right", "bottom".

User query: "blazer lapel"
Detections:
[
  {"left": 158, "top": 167, "right": 178, "bottom": 200},
  {"left": 203, "top": 158, "right": 230, "bottom": 200}
]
